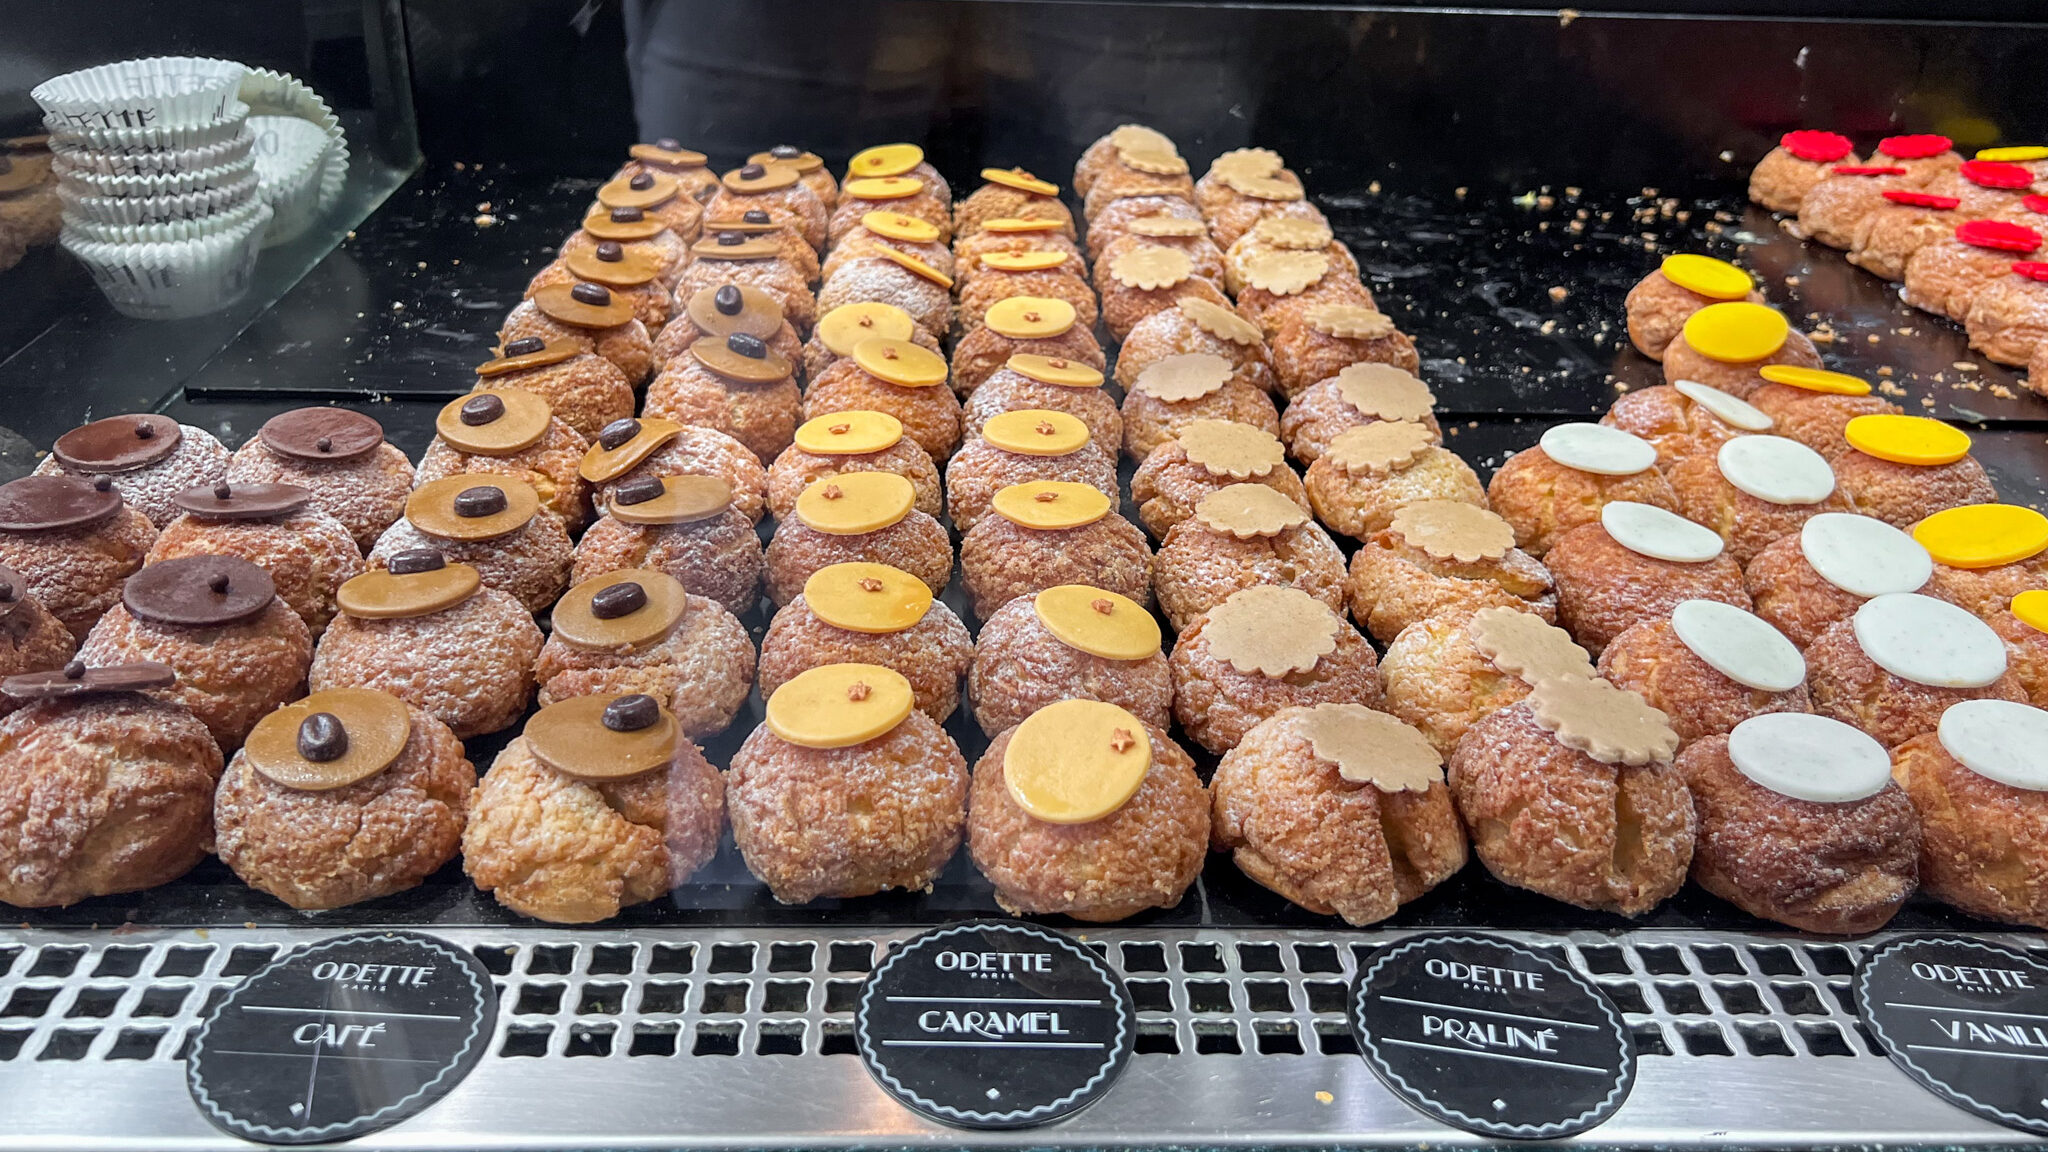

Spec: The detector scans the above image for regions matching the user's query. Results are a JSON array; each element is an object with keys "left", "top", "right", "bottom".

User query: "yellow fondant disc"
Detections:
[
  {"left": 764, "top": 663, "right": 914, "bottom": 749},
  {"left": 793, "top": 410, "right": 904, "bottom": 455},
  {"left": 984, "top": 296, "right": 1077, "bottom": 339},
  {"left": 861, "top": 210, "right": 940, "bottom": 243},
  {"left": 991, "top": 480, "right": 1112, "bottom": 530},
  {"left": 803, "top": 562, "right": 932, "bottom": 634},
  {"left": 1007, "top": 353, "right": 1103, "bottom": 388},
  {"left": 1758, "top": 364, "right": 1872, "bottom": 396},
  {"left": 2012, "top": 589, "right": 2048, "bottom": 634},
  {"left": 1845, "top": 414, "right": 1972, "bottom": 466},
  {"left": 816, "top": 301, "right": 916, "bottom": 357},
  {"left": 847, "top": 144, "right": 924, "bottom": 179},
  {"left": 1003, "top": 699, "right": 1151, "bottom": 824},
  {"left": 981, "top": 167, "right": 1059, "bottom": 196},
  {"left": 853, "top": 337, "right": 948, "bottom": 388},
  {"left": 1661, "top": 253, "right": 1754, "bottom": 300},
  {"left": 1033, "top": 585, "right": 1161, "bottom": 661},
  {"left": 1682, "top": 302, "right": 1791, "bottom": 363},
  {"left": 794, "top": 471, "right": 916, "bottom": 535},
  {"left": 844, "top": 175, "right": 924, "bottom": 201},
  {"left": 1980, "top": 147, "right": 2048, "bottom": 162},
  {"left": 980, "top": 249, "right": 1067, "bottom": 272},
  {"left": 982, "top": 409, "right": 1089, "bottom": 456},
  {"left": 985, "top": 217, "right": 1062, "bottom": 233},
  {"left": 1915, "top": 504, "right": 2048, "bottom": 569}
]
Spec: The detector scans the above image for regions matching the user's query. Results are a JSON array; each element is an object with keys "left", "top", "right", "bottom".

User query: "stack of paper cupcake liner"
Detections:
[{"left": 33, "top": 55, "right": 349, "bottom": 319}]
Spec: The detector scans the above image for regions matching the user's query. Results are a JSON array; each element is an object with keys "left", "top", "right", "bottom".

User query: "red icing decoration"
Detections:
[
  {"left": 1960, "top": 160, "right": 2035, "bottom": 190},
  {"left": 1781, "top": 130, "right": 1854, "bottom": 163},
  {"left": 1832, "top": 165, "right": 1907, "bottom": 177},
  {"left": 1957, "top": 220, "right": 2044, "bottom": 253},
  {"left": 2025, "top": 195, "right": 2048, "bottom": 216},
  {"left": 1883, "top": 190, "right": 1960, "bottom": 209},
  {"left": 2011, "top": 262, "right": 2048, "bottom": 283},
  {"left": 1878, "top": 134, "right": 1953, "bottom": 160}
]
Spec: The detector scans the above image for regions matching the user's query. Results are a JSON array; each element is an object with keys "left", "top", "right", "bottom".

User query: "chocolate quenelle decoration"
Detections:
[
  {"left": 0, "top": 474, "right": 124, "bottom": 532},
  {"left": 52, "top": 413, "right": 181, "bottom": 472},
  {"left": 258, "top": 408, "right": 383, "bottom": 462},
  {"left": 171, "top": 482, "right": 311, "bottom": 520},
  {"left": 1, "top": 659, "right": 176, "bottom": 698},
  {"left": 122, "top": 555, "right": 276, "bottom": 627}
]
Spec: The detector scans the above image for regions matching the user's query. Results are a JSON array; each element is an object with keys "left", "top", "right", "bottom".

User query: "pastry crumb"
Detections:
[{"left": 1548, "top": 286, "right": 1568, "bottom": 302}]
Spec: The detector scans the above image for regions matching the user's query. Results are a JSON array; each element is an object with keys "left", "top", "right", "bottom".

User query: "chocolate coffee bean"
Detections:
[
  {"left": 609, "top": 206, "right": 644, "bottom": 223},
  {"left": 629, "top": 172, "right": 655, "bottom": 190},
  {"left": 597, "top": 418, "right": 640, "bottom": 451},
  {"left": 603, "top": 693, "right": 661, "bottom": 732},
  {"left": 596, "top": 240, "right": 624, "bottom": 261},
  {"left": 743, "top": 209, "right": 771, "bottom": 224},
  {"left": 590, "top": 581, "right": 648, "bottom": 620},
  {"left": 770, "top": 145, "right": 800, "bottom": 159},
  {"left": 717, "top": 231, "right": 744, "bottom": 246},
  {"left": 453, "top": 486, "right": 508, "bottom": 518},
  {"left": 504, "top": 337, "right": 547, "bottom": 356},
  {"left": 739, "top": 163, "right": 765, "bottom": 180},
  {"left": 297, "top": 712, "right": 349, "bottom": 762},
  {"left": 459, "top": 395, "right": 505, "bottom": 426},
  {"left": 388, "top": 549, "right": 447, "bottom": 575},
  {"left": 714, "top": 284, "right": 743, "bottom": 315},
  {"left": 614, "top": 475, "right": 666, "bottom": 505},
  {"left": 570, "top": 282, "right": 612, "bottom": 306},
  {"left": 728, "top": 333, "right": 767, "bottom": 359}
]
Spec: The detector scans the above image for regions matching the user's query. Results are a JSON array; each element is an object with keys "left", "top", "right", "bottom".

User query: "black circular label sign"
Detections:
[
  {"left": 1857, "top": 937, "right": 2048, "bottom": 1135},
  {"left": 1351, "top": 933, "right": 1635, "bottom": 1139},
  {"left": 856, "top": 920, "right": 1134, "bottom": 1129},
  {"left": 187, "top": 931, "right": 497, "bottom": 1145}
]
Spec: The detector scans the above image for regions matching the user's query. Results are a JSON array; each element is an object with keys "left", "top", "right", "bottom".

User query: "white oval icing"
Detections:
[
  {"left": 1717, "top": 435, "right": 1835, "bottom": 506},
  {"left": 1939, "top": 699, "right": 2048, "bottom": 792},
  {"left": 1799, "top": 513, "right": 1932, "bottom": 599},
  {"left": 1851, "top": 592, "right": 2008, "bottom": 689},
  {"left": 1670, "top": 599, "right": 1807, "bottom": 692},
  {"left": 1673, "top": 379, "right": 1774, "bottom": 432},
  {"left": 1728, "top": 712, "right": 1893, "bottom": 803},
  {"left": 1601, "top": 501, "right": 1724, "bottom": 563},
  {"left": 1539, "top": 423, "right": 1657, "bottom": 476}
]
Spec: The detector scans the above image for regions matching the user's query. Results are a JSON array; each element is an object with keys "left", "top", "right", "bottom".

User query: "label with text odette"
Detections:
[{"left": 1858, "top": 937, "right": 2048, "bottom": 1135}]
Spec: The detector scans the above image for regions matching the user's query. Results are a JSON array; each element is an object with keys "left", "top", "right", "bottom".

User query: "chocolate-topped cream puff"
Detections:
[
  {"left": 758, "top": 561, "right": 973, "bottom": 723},
  {"left": 968, "top": 586, "right": 1173, "bottom": 738},
  {"left": 415, "top": 388, "right": 593, "bottom": 533},
  {"left": 656, "top": 283, "right": 805, "bottom": 380},
  {"left": 1348, "top": 500, "right": 1555, "bottom": 644},
  {"left": 535, "top": 569, "right": 754, "bottom": 738},
  {"left": 32, "top": 413, "right": 230, "bottom": 528},
  {"left": 594, "top": 164, "right": 706, "bottom": 237},
  {"left": 1623, "top": 254, "right": 1762, "bottom": 362},
  {"left": 1306, "top": 421, "right": 1484, "bottom": 542},
  {"left": 699, "top": 207, "right": 824, "bottom": 282},
  {"left": 1212, "top": 703, "right": 1467, "bottom": 926},
  {"left": 499, "top": 280, "right": 654, "bottom": 384},
  {"left": 969, "top": 701, "right": 1209, "bottom": 921},
  {"left": 706, "top": 162, "right": 828, "bottom": 251},
  {"left": 473, "top": 336, "right": 635, "bottom": 442},
  {"left": 764, "top": 472, "right": 951, "bottom": 606},
  {"left": 960, "top": 481, "right": 1152, "bottom": 620},
  {"left": 803, "top": 337, "right": 962, "bottom": 461},
  {"left": 674, "top": 230, "right": 818, "bottom": 334},
  {"left": 367, "top": 477, "right": 572, "bottom": 613},
  {"left": 226, "top": 408, "right": 414, "bottom": 553},
  {"left": 1132, "top": 419, "right": 1308, "bottom": 539},
  {"left": 311, "top": 549, "right": 542, "bottom": 739},
  {"left": 0, "top": 565, "right": 76, "bottom": 714},
  {"left": 0, "top": 475, "right": 157, "bottom": 642},
  {"left": 79, "top": 556, "right": 311, "bottom": 750},
  {"left": 526, "top": 237, "right": 671, "bottom": 333},
  {"left": 561, "top": 204, "right": 689, "bottom": 290},
  {"left": 1154, "top": 483, "right": 1348, "bottom": 633},
  {"left": 466, "top": 693, "right": 725, "bottom": 922},
  {"left": 579, "top": 417, "right": 771, "bottom": 524},
  {"left": 749, "top": 145, "right": 838, "bottom": 211},
  {"left": 1487, "top": 423, "right": 1678, "bottom": 557},
  {"left": 214, "top": 688, "right": 471, "bottom": 910},
  {"left": 1120, "top": 351, "right": 1282, "bottom": 463},
  {"left": 1545, "top": 501, "right": 1752, "bottom": 653},
  {"left": 617, "top": 140, "right": 720, "bottom": 204},
  {"left": 945, "top": 409, "right": 1118, "bottom": 532},
  {"left": 644, "top": 331, "right": 803, "bottom": 464},
  {"left": 727, "top": 664, "right": 967, "bottom": 903},
  {"left": 1450, "top": 675, "right": 1692, "bottom": 916},
  {"left": 0, "top": 661, "right": 220, "bottom": 906},
  {"left": 1170, "top": 586, "right": 1382, "bottom": 755},
  {"left": 147, "top": 482, "right": 362, "bottom": 636},
  {"left": 575, "top": 474, "right": 762, "bottom": 618}
]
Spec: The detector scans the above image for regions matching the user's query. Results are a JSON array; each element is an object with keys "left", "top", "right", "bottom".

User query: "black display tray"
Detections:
[{"left": 5, "top": 165, "right": 2043, "bottom": 940}]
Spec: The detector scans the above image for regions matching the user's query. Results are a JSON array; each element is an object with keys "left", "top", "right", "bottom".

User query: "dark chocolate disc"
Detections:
[
  {"left": 171, "top": 482, "right": 311, "bottom": 520},
  {"left": 503, "top": 336, "right": 547, "bottom": 356},
  {"left": 0, "top": 660, "right": 176, "bottom": 699},
  {"left": 590, "top": 581, "right": 648, "bottom": 620},
  {"left": 259, "top": 408, "right": 384, "bottom": 462},
  {"left": 598, "top": 418, "right": 642, "bottom": 451},
  {"left": 0, "top": 475, "right": 124, "bottom": 533},
  {"left": 297, "top": 712, "right": 349, "bottom": 761},
  {"left": 52, "top": 414, "right": 182, "bottom": 472},
  {"left": 604, "top": 693, "right": 662, "bottom": 732},
  {"left": 388, "top": 549, "right": 447, "bottom": 575},
  {"left": 459, "top": 394, "right": 506, "bottom": 426},
  {"left": 123, "top": 555, "right": 275, "bottom": 627}
]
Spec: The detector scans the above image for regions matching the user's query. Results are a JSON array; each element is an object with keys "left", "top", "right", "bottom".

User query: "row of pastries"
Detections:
[{"left": 1, "top": 129, "right": 2046, "bottom": 939}]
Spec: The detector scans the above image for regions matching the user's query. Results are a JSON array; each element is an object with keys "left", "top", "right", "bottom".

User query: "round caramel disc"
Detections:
[
  {"left": 259, "top": 408, "right": 383, "bottom": 462},
  {"left": 804, "top": 562, "right": 932, "bottom": 634},
  {"left": 337, "top": 562, "right": 482, "bottom": 620},
  {"left": 686, "top": 284, "right": 785, "bottom": 339},
  {"left": 552, "top": 569, "right": 688, "bottom": 650},
  {"left": 406, "top": 476, "right": 541, "bottom": 541},
  {"left": 749, "top": 147, "right": 823, "bottom": 173},
  {"left": 991, "top": 481, "right": 1112, "bottom": 530},
  {"left": 533, "top": 282, "right": 635, "bottom": 329},
  {"left": 598, "top": 170, "right": 682, "bottom": 209},
  {"left": 580, "top": 208, "right": 666, "bottom": 242},
  {"left": 1033, "top": 585, "right": 1160, "bottom": 660},
  {"left": 982, "top": 410, "right": 1089, "bottom": 456},
  {"left": 608, "top": 474, "right": 734, "bottom": 525},
  {"left": 172, "top": 482, "right": 311, "bottom": 520},
  {"left": 763, "top": 663, "right": 914, "bottom": 749},
  {"left": 1003, "top": 699, "right": 1151, "bottom": 824},
  {"left": 579, "top": 418, "right": 683, "bottom": 483},
  {"left": 848, "top": 144, "right": 924, "bottom": 179},
  {"left": 984, "top": 296, "right": 1076, "bottom": 339},
  {"left": 817, "top": 302, "right": 916, "bottom": 357},
  {"left": 853, "top": 337, "right": 948, "bottom": 388},
  {"left": 793, "top": 411, "right": 904, "bottom": 455},
  {"left": 720, "top": 164, "right": 800, "bottom": 193},
  {"left": 243, "top": 688, "right": 413, "bottom": 792},
  {"left": 565, "top": 243, "right": 663, "bottom": 287},
  {"left": 435, "top": 387, "right": 552, "bottom": 455},
  {"left": 631, "top": 141, "right": 707, "bottom": 167},
  {"left": 53, "top": 414, "right": 181, "bottom": 473},
  {"left": 526, "top": 693, "right": 681, "bottom": 782},
  {"left": 0, "top": 475, "right": 122, "bottom": 532},
  {"left": 795, "top": 472, "right": 915, "bottom": 535},
  {"left": 124, "top": 555, "right": 275, "bottom": 627},
  {"left": 692, "top": 336, "right": 793, "bottom": 384},
  {"left": 478, "top": 338, "right": 581, "bottom": 377},
  {"left": 691, "top": 234, "right": 783, "bottom": 261}
]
